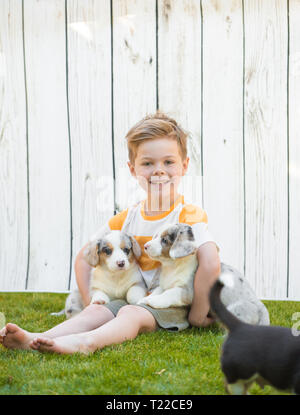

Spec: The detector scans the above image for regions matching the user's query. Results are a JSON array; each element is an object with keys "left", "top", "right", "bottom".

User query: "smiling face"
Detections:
[{"left": 128, "top": 137, "right": 189, "bottom": 210}]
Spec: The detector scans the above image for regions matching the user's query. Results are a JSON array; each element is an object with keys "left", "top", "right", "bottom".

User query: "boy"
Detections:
[{"left": 0, "top": 112, "right": 220, "bottom": 354}]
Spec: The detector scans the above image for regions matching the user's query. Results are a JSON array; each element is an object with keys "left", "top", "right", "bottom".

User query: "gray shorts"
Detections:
[{"left": 103, "top": 299, "right": 190, "bottom": 332}]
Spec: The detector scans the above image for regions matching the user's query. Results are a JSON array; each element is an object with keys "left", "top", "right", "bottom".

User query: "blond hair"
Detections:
[{"left": 125, "top": 111, "right": 189, "bottom": 164}]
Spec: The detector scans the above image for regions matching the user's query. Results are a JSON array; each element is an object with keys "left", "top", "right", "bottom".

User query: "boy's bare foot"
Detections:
[
  {"left": 30, "top": 334, "right": 95, "bottom": 355},
  {"left": 0, "top": 323, "right": 39, "bottom": 350}
]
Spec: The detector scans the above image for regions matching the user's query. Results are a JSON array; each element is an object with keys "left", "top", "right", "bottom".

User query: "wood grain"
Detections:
[
  {"left": 158, "top": 0, "right": 202, "bottom": 207},
  {"left": 0, "top": 1, "right": 28, "bottom": 290},
  {"left": 288, "top": 0, "right": 300, "bottom": 300},
  {"left": 113, "top": 0, "right": 157, "bottom": 212},
  {"left": 67, "top": 0, "right": 114, "bottom": 289},
  {"left": 201, "top": 0, "right": 244, "bottom": 272},
  {"left": 24, "top": 0, "right": 70, "bottom": 291},
  {"left": 244, "top": 0, "right": 288, "bottom": 299},
  {"left": 0, "top": 0, "right": 299, "bottom": 300}
]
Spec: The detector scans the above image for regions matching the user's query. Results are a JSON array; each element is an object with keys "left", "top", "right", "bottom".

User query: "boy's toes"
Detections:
[
  {"left": 5, "top": 323, "right": 19, "bottom": 335},
  {"left": 29, "top": 338, "right": 40, "bottom": 350},
  {"left": 38, "top": 338, "right": 54, "bottom": 347},
  {"left": 31, "top": 337, "right": 54, "bottom": 350}
]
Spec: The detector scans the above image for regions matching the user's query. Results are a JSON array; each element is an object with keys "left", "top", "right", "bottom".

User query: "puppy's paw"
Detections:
[
  {"left": 90, "top": 294, "right": 108, "bottom": 305},
  {"left": 144, "top": 296, "right": 167, "bottom": 309},
  {"left": 91, "top": 299, "right": 106, "bottom": 305},
  {"left": 137, "top": 297, "right": 149, "bottom": 305}
]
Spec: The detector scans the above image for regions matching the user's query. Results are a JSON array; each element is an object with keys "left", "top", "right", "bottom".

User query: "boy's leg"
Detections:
[
  {"left": 31, "top": 305, "right": 157, "bottom": 355},
  {"left": 0, "top": 304, "right": 114, "bottom": 351}
]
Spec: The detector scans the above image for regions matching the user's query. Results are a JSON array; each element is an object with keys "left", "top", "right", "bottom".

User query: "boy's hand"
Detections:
[{"left": 188, "top": 242, "right": 220, "bottom": 328}]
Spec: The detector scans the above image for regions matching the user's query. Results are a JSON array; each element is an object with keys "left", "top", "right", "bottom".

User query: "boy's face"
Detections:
[{"left": 128, "top": 137, "right": 189, "bottom": 207}]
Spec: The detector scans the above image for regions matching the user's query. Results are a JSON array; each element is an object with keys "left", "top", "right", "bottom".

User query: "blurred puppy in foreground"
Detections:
[{"left": 209, "top": 273, "right": 300, "bottom": 395}]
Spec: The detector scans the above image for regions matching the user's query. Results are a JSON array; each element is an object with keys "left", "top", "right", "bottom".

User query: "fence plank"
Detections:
[
  {"left": 158, "top": 0, "right": 202, "bottom": 207},
  {"left": 24, "top": 0, "right": 70, "bottom": 291},
  {"left": 0, "top": 1, "right": 28, "bottom": 290},
  {"left": 201, "top": 0, "right": 244, "bottom": 272},
  {"left": 113, "top": 0, "right": 157, "bottom": 212},
  {"left": 244, "top": 0, "right": 288, "bottom": 299},
  {"left": 288, "top": 0, "right": 300, "bottom": 300},
  {"left": 67, "top": 0, "right": 114, "bottom": 290}
]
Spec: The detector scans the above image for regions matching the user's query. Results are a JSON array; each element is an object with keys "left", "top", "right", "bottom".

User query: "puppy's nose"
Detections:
[{"left": 117, "top": 260, "right": 125, "bottom": 268}]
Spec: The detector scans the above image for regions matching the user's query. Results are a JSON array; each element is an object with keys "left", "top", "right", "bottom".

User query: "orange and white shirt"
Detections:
[{"left": 91, "top": 195, "right": 216, "bottom": 290}]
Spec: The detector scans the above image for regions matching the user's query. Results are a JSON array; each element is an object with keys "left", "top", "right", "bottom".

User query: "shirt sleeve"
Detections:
[
  {"left": 108, "top": 208, "right": 129, "bottom": 230},
  {"left": 89, "top": 208, "right": 129, "bottom": 241},
  {"left": 179, "top": 204, "right": 219, "bottom": 250}
]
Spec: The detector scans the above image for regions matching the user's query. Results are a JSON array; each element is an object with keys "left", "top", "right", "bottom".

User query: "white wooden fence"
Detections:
[{"left": 1, "top": 0, "right": 300, "bottom": 300}]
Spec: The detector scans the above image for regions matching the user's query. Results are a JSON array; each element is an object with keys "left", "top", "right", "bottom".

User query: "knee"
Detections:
[
  {"left": 84, "top": 303, "right": 105, "bottom": 312},
  {"left": 82, "top": 303, "right": 114, "bottom": 317},
  {"left": 117, "top": 304, "right": 140, "bottom": 319},
  {"left": 117, "top": 305, "right": 156, "bottom": 333}
]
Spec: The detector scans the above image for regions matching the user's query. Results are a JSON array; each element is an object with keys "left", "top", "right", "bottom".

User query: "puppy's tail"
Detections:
[
  {"left": 50, "top": 309, "right": 65, "bottom": 316},
  {"left": 209, "top": 273, "right": 241, "bottom": 331}
]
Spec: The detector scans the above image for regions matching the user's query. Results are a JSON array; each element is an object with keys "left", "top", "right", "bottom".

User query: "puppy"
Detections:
[
  {"left": 84, "top": 230, "right": 147, "bottom": 305},
  {"left": 219, "top": 263, "right": 269, "bottom": 326},
  {"left": 51, "top": 289, "right": 84, "bottom": 319},
  {"left": 209, "top": 273, "right": 300, "bottom": 395},
  {"left": 138, "top": 223, "right": 199, "bottom": 309},
  {"left": 52, "top": 230, "right": 147, "bottom": 319},
  {"left": 137, "top": 223, "right": 270, "bottom": 326}
]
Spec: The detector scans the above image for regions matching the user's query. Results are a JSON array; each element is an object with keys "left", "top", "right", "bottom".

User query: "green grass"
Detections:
[{"left": 0, "top": 292, "right": 299, "bottom": 395}]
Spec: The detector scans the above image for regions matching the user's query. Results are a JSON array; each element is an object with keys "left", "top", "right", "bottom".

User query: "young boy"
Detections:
[{"left": 0, "top": 112, "right": 220, "bottom": 355}]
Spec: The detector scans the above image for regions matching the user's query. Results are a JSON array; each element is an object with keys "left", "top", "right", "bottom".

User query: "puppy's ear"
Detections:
[
  {"left": 169, "top": 224, "right": 198, "bottom": 259},
  {"left": 122, "top": 232, "right": 141, "bottom": 258},
  {"left": 83, "top": 240, "right": 103, "bottom": 267},
  {"left": 130, "top": 236, "right": 141, "bottom": 258}
]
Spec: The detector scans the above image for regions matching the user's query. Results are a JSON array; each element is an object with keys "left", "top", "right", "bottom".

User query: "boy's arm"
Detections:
[
  {"left": 188, "top": 242, "right": 221, "bottom": 327},
  {"left": 75, "top": 243, "right": 92, "bottom": 307}
]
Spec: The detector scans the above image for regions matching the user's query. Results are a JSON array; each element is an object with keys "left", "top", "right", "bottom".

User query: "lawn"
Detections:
[{"left": 0, "top": 292, "right": 299, "bottom": 395}]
